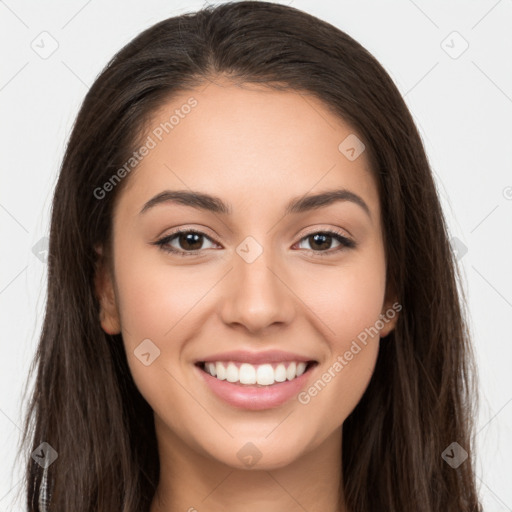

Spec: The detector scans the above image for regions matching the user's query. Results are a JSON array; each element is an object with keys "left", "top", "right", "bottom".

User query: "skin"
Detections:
[{"left": 95, "top": 77, "right": 398, "bottom": 512}]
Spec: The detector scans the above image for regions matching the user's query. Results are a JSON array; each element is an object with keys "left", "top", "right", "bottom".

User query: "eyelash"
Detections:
[{"left": 152, "top": 227, "right": 356, "bottom": 257}]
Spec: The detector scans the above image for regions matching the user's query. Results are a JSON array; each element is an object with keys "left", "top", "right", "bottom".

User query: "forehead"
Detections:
[{"left": 118, "top": 80, "right": 379, "bottom": 219}]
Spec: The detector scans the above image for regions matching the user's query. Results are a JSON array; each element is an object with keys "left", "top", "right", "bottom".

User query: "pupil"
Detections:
[
  {"left": 310, "top": 233, "right": 331, "bottom": 251},
  {"left": 181, "top": 232, "right": 202, "bottom": 250}
]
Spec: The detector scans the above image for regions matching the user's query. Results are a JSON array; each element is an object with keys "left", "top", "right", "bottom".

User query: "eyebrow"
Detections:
[{"left": 139, "top": 188, "right": 372, "bottom": 219}]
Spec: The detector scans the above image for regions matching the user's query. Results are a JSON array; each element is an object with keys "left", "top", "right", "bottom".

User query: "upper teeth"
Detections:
[{"left": 204, "top": 361, "right": 308, "bottom": 386}]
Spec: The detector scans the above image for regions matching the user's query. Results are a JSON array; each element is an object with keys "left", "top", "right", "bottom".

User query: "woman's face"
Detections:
[{"left": 96, "top": 78, "right": 398, "bottom": 470}]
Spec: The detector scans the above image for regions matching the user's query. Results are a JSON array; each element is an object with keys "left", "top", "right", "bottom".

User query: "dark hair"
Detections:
[{"left": 18, "top": 1, "right": 482, "bottom": 510}]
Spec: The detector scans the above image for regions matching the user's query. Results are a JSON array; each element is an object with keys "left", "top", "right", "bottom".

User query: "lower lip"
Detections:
[{"left": 195, "top": 363, "right": 317, "bottom": 411}]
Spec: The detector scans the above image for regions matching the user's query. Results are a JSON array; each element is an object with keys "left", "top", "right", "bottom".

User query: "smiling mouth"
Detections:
[{"left": 195, "top": 360, "right": 318, "bottom": 387}]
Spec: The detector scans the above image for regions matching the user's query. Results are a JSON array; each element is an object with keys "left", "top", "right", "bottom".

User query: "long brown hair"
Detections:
[{"left": 17, "top": 1, "right": 482, "bottom": 510}]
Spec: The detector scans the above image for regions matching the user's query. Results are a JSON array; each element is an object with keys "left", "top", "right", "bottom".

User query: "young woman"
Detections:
[{"left": 18, "top": 2, "right": 482, "bottom": 511}]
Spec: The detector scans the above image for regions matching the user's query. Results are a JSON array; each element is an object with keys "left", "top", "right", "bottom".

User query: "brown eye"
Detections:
[
  {"left": 176, "top": 232, "right": 204, "bottom": 251},
  {"left": 296, "top": 230, "right": 355, "bottom": 254},
  {"left": 305, "top": 233, "right": 334, "bottom": 251},
  {"left": 154, "top": 229, "right": 218, "bottom": 256}
]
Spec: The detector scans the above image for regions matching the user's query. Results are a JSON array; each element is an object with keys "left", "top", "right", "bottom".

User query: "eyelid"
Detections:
[{"left": 295, "top": 224, "right": 353, "bottom": 242}]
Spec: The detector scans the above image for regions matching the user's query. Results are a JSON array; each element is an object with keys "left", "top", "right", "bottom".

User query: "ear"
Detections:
[
  {"left": 94, "top": 245, "right": 121, "bottom": 335},
  {"left": 378, "top": 286, "right": 401, "bottom": 338}
]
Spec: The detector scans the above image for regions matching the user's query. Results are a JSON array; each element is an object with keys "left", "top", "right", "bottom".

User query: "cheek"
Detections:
[
  {"left": 110, "top": 238, "right": 200, "bottom": 399},
  {"left": 114, "top": 260, "right": 199, "bottom": 421},
  {"left": 290, "top": 251, "right": 386, "bottom": 421},
  {"left": 114, "top": 243, "right": 205, "bottom": 341},
  {"left": 292, "top": 243, "right": 387, "bottom": 348}
]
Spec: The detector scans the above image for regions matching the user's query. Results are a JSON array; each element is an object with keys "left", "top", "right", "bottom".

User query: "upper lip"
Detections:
[{"left": 196, "top": 350, "right": 316, "bottom": 365}]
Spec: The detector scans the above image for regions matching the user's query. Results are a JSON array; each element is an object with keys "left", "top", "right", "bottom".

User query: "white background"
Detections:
[{"left": 1, "top": 0, "right": 511, "bottom": 510}]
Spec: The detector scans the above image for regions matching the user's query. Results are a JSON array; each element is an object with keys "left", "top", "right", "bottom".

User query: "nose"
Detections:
[{"left": 219, "top": 243, "right": 296, "bottom": 335}]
